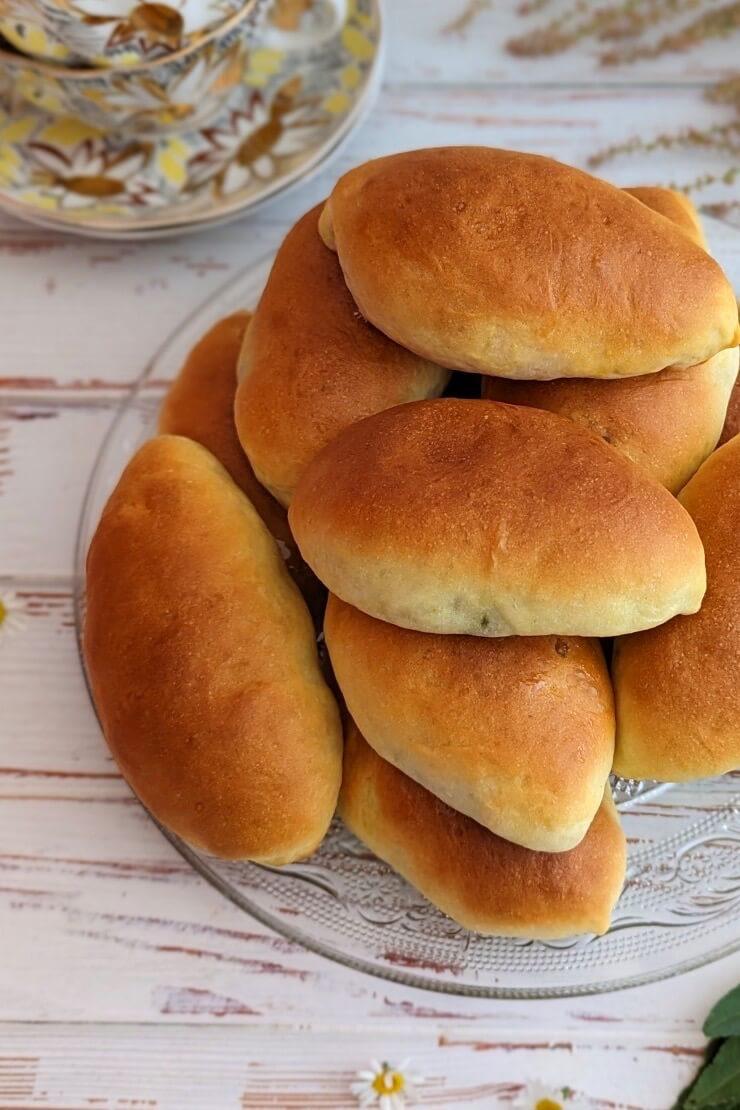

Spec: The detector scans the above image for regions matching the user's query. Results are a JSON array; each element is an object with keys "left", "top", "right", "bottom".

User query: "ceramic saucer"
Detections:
[{"left": 0, "top": 0, "right": 382, "bottom": 238}]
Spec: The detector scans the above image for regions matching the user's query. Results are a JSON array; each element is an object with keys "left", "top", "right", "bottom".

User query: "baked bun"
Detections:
[
  {"left": 719, "top": 375, "right": 740, "bottom": 446},
  {"left": 157, "top": 312, "right": 324, "bottom": 621},
  {"left": 290, "top": 398, "right": 706, "bottom": 637},
  {"left": 613, "top": 434, "right": 740, "bottom": 781},
  {"left": 158, "top": 313, "right": 268, "bottom": 512},
  {"left": 482, "top": 185, "right": 735, "bottom": 493},
  {"left": 235, "top": 203, "right": 449, "bottom": 507},
  {"left": 84, "top": 435, "right": 342, "bottom": 862},
  {"left": 340, "top": 724, "right": 626, "bottom": 938},
  {"left": 325, "top": 594, "right": 614, "bottom": 851},
  {"left": 483, "top": 348, "right": 739, "bottom": 493},
  {"left": 319, "top": 147, "right": 739, "bottom": 380},
  {"left": 624, "top": 186, "right": 707, "bottom": 247}
]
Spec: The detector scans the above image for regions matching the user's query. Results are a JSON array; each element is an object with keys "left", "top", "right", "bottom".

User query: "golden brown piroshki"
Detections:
[
  {"left": 319, "top": 148, "right": 739, "bottom": 380},
  {"left": 234, "top": 203, "right": 449, "bottom": 507},
  {"left": 719, "top": 376, "right": 740, "bottom": 446},
  {"left": 84, "top": 435, "right": 342, "bottom": 862},
  {"left": 340, "top": 724, "right": 627, "bottom": 938},
  {"left": 613, "top": 434, "right": 740, "bottom": 781},
  {"left": 483, "top": 348, "right": 738, "bottom": 493},
  {"left": 157, "top": 311, "right": 324, "bottom": 620},
  {"left": 325, "top": 594, "right": 614, "bottom": 852},
  {"left": 481, "top": 188, "right": 737, "bottom": 492},
  {"left": 290, "top": 398, "right": 707, "bottom": 638},
  {"left": 624, "top": 186, "right": 707, "bottom": 247}
]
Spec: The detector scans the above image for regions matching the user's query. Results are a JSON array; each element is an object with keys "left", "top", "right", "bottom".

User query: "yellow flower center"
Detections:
[
  {"left": 535, "top": 1100, "right": 563, "bottom": 1110},
  {"left": 372, "top": 1068, "right": 406, "bottom": 1096},
  {"left": 0, "top": 598, "right": 6, "bottom": 626}
]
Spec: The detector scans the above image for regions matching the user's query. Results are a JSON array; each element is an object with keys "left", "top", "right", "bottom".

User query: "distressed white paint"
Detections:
[
  {"left": 0, "top": 1024, "right": 714, "bottom": 1108},
  {"left": 2, "top": 0, "right": 740, "bottom": 1104}
]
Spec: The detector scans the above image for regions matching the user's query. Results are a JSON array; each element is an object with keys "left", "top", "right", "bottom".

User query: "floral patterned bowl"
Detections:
[
  {"left": 0, "top": 0, "right": 251, "bottom": 66},
  {"left": 0, "top": 0, "right": 340, "bottom": 67},
  {"left": 0, "top": 18, "right": 82, "bottom": 63},
  {"left": 0, "top": 0, "right": 382, "bottom": 235},
  {"left": 0, "top": 4, "right": 267, "bottom": 135},
  {"left": 0, "top": 0, "right": 348, "bottom": 135}
]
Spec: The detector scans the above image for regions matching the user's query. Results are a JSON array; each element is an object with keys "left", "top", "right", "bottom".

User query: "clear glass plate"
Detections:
[{"left": 74, "top": 241, "right": 740, "bottom": 999}]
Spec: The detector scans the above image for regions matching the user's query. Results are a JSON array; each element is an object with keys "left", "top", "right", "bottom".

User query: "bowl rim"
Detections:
[{"left": 0, "top": 0, "right": 261, "bottom": 78}]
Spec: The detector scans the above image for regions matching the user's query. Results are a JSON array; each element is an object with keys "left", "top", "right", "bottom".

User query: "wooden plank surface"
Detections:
[
  {"left": 385, "top": 0, "right": 740, "bottom": 85},
  {"left": 2, "top": 0, "right": 739, "bottom": 1104},
  {"left": 0, "top": 1024, "right": 711, "bottom": 1108}
]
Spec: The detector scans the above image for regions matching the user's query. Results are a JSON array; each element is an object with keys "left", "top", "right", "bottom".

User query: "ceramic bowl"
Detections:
[
  {"left": 0, "top": 0, "right": 346, "bottom": 135},
  {"left": 0, "top": 0, "right": 345, "bottom": 67}
]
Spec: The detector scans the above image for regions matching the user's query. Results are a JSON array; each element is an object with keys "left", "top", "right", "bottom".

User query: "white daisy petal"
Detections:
[
  {"left": 352, "top": 1058, "right": 421, "bottom": 1108},
  {"left": 27, "top": 143, "right": 72, "bottom": 176},
  {"left": 271, "top": 128, "right": 322, "bottom": 157},
  {"left": 67, "top": 149, "right": 97, "bottom": 176},
  {"left": 106, "top": 151, "right": 147, "bottom": 181},
  {"left": 247, "top": 103, "right": 268, "bottom": 129},
  {"left": 220, "top": 160, "right": 252, "bottom": 195},
  {"left": 252, "top": 153, "right": 276, "bottom": 179},
  {"left": 62, "top": 191, "right": 98, "bottom": 210},
  {"left": 514, "top": 1079, "right": 572, "bottom": 1110}
]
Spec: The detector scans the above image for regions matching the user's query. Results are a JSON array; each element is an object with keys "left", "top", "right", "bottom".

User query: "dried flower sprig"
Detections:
[
  {"left": 441, "top": 0, "right": 491, "bottom": 36},
  {"left": 506, "top": 0, "right": 740, "bottom": 63},
  {"left": 505, "top": 0, "right": 740, "bottom": 218},
  {"left": 706, "top": 75, "right": 740, "bottom": 113},
  {"left": 588, "top": 120, "right": 740, "bottom": 169},
  {"left": 678, "top": 164, "right": 740, "bottom": 194},
  {"left": 702, "top": 198, "right": 740, "bottom": 218},
  {"left": 600, "top": 0, "right": 740, "bottom": 64},
  {"left": 506, "top": 0, "right": 720, "bottom": 59},
  {"left": 516, "top": 0, "right": 556, "bottom": 17}
]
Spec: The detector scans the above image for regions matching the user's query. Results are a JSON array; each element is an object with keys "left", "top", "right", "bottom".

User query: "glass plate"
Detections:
[{"left": 75, "top": 240, "right": 740, "bottom": 999}]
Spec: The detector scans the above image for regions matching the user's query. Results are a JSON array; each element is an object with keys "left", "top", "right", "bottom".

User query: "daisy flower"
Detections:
[
  {"left": 100, "top": 44, "right": 243, "bottom": 134},
  {"left": 26, "top": 138, "right": 150, "bottom": 207},
  {"left": 351, "top": 1059, "right": 423, "bottom": 1108},
  {"left": 515, "top": 1080, "right": 582, "bottom": 1110},
  {"left": 186, "top": 83, "right": 329, "bottom": 196},
  {"left": 0, "top": 590, "right": 26, "bottom": 637}
]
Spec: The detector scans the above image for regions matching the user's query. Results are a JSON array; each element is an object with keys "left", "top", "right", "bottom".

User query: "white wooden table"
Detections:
[{"left": 2, "top": 3, "right": 739, "bottom": 1106}]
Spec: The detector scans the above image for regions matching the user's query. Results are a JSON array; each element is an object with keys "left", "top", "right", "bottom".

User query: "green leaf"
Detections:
[
  {"left": 685, "top": 1037, "right": 740, "bottom": 1108},
  {"left": 706, "top": 987, "right": 740, "bottom": 1038},
  {"left": 672, "top": 1040, "right": 725, "bottom": 1109}
]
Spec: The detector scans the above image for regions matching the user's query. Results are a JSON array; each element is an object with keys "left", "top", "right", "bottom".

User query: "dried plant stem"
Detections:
[
  {"left": 589, "top": 120, "right": 740, "bottom": 169},
  {"left": 517, "top": 0, "right": 555, "bottom": 15},
  {"left": 441, "top": 0, "right": 491, "bottom": 36},
  {"left": 701, "top": 198, "right": 740, "bottom": 219},
  {"left": 508, "top": 0, "right": 740, "bottom": 213},
  {"left": 601, "top": 0, "right": 740, "bottom": 63},
  {"left": 507, "top": 0, "right": 720, "bottom": 57},
  {"left": 706, "top": 75, "right": 740, "bottom": 113},
  {"left": 678, "top": 164, "right": 740, "bottom": 194}
]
